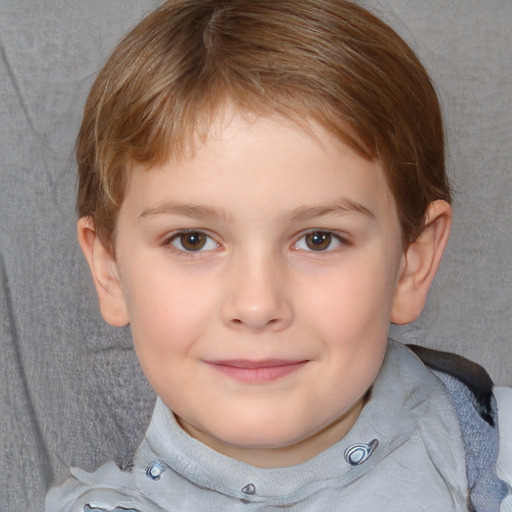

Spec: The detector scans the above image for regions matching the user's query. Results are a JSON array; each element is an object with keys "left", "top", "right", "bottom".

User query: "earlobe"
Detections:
[
  {"left": 391, "top": 200, "right": 452, "bottom": 325},
  {"left": 77, "top": 217, "right": 130, "bottom": 327}
]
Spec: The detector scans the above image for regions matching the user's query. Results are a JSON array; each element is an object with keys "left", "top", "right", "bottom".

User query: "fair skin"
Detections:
[{"left": 79, "top": 113, "right": 451, "bottom": 468}]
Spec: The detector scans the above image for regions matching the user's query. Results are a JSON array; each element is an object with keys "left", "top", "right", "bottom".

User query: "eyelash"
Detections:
[
  {"left": 292, "top": 230, "right": 349, "bottom": 253},
  {"left": 165, "top": 230, "right": 220, "bottom": 256},
  {"left": 164, "top": 229, "right": 349, "bottom": 255}
]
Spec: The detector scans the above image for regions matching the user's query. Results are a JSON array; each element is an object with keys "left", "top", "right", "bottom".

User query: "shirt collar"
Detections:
[{"left": 139, "top": 341, "right": 442, "bottom": 503}]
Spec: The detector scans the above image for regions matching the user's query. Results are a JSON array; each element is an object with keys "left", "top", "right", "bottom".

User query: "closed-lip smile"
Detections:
[{"left": 204, "top": 359, "right": 308, "bottom": 383}]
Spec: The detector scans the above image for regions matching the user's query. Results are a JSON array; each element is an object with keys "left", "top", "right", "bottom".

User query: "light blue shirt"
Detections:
[{"left": 47, "top": 342, "right": 487, "bottom": 511}]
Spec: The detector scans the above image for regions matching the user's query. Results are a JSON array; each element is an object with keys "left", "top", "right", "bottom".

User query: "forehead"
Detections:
[{"left": 123, "top": 113, "right": 398, "bottom": 229}]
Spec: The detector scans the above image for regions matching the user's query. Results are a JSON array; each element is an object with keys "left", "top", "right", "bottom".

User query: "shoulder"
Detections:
[
  {"left": 407, "top": 344, "right": 511, "bottom": 510},
  {"left": 494, "top": 386, "right": 512, "bottom": 511},
  {"left": 45, "top": 462, "right": 161, "bottom": 512},
  {"left": 407, "top": 344, "right": 495, "bottom": 424}
]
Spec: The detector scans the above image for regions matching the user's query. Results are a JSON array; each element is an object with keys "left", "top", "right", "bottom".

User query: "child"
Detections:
[{"left": 47, "top": 0, "right": 511, "bottom": 510}]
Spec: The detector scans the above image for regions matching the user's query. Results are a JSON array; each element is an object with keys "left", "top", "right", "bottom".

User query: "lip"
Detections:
[{"left": 204, "top": 359, "right": 308, "bottom": 383}]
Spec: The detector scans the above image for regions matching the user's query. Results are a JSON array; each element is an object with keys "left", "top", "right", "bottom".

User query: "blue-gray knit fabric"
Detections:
[{"left": 433, "top": 371, "right": 508, "bottom": 512}]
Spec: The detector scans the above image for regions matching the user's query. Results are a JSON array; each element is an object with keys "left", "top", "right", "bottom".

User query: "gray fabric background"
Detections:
[{"left": 0, "top": 1, "right": 510, "bottom": 510}]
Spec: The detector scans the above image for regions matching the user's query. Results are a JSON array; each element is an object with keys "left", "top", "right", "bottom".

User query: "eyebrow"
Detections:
[
  {"left": 139, "top": 198, "right": 375, "bottom": 222},
  {"left": 285, "top": 199, "right": 375, "bottom": 222},
  {"left": 139, "top": 202, "right": 231, "bottom": 221}
]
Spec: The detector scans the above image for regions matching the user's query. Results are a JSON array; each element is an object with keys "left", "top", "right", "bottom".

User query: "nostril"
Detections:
[
  {"left": 230, "top": 316, "right": 280, "bottom": 330},
  {"left": 222, "top": 289, "right": 293, "bottom": 332}
]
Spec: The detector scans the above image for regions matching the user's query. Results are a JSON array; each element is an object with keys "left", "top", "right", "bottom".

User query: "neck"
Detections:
[{"left": 177, "top": 395, "right": 365, "bottom": 468}]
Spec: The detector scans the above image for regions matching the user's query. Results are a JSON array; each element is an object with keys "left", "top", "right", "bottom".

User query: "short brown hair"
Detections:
[{"left": 76, "top": 0, "right": 450, "bottom": 253}]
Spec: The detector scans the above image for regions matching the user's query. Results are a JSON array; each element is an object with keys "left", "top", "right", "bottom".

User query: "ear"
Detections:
[
  {"left": 391, "top": 200, "right": 452, "bottom": 325},
  {"left": 77, "top": 217, "right": 130, "bottom": 327}
]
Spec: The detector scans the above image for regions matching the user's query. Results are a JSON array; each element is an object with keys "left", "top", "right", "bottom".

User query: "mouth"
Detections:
[{"left": 204, "top": 359, "right": 308, "bottom": 383}]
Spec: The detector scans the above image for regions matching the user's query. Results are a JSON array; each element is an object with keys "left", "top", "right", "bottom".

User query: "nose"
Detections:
[{"left": 221, "top": 254, "right": 293, "bottom": 332}]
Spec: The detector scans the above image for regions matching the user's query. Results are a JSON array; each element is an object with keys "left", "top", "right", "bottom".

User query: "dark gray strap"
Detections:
[
  {"left": 407, "top": 344, "right": 507, "bottom": 511},
  {"left": 408, "top": 344, "right": 494, "bottom": 426}
]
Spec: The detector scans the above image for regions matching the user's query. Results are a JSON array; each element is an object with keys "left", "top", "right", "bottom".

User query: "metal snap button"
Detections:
[
  {"left": 241, "top": 483, "right": 256, "bottom": 495},
  {"left": 344, "top": 439, "right": 379, "bottom": 466},
  {"left": 145, "top": 460, "right": 165, "bottom": 481}
]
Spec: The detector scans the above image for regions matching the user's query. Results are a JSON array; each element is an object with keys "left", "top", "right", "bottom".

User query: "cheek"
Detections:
[
  {"left": 304, "top": 257, "right": 398, "bottom": 337},
  {"left": 121, "top": 265, "right": 217, "bottom": 361},
  {"left": 298, "top": 252, "right": 399, "bottom": 395}
]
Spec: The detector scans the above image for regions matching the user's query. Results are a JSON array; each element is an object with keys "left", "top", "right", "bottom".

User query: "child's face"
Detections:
[{"left": 108, "top": 113, "right": 407, "bottom": 466}]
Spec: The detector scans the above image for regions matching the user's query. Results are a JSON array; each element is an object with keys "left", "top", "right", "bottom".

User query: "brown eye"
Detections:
[
  {"left": 176, "top": 232, "right": 207, "bottom": 251},
  {"left": 169, "top": 231, "right": 219, "bottom": 254},
  {"left": 305, "top": 231, "right": 332, "bottom": 251}
]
